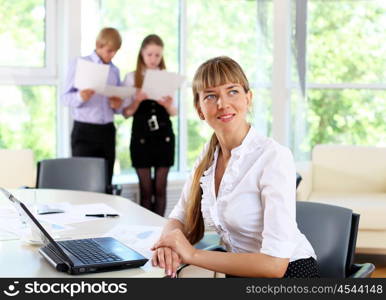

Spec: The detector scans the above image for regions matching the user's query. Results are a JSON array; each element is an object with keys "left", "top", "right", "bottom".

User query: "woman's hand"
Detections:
[
  {"left": 151, "top": 229, "right": 196, "bottom": 265},
  {"left": 157, "top": 96, "right": 173, "bottom": 109},
  {"left": 108, "top": 96, "right": 123, "bottom": 109},
  {"left": 134, "top": 90, "right": 148, "bottom": 103},
  {"left": 80, "top": 89, "right": 95, "bottom": 101},
  {"left": 151, "top": 246, "right": 181, "bottom": 278}
]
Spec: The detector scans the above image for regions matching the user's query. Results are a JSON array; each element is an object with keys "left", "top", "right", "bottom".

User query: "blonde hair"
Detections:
[
  {"left": 185, "top": 56, "right": 250, "bottom": 244},
  {"left": 96, "top": 27, "right": 122, "bottom": 51},
  {"left": 134, "top": 34, "right": 166, "bottom": 88}
]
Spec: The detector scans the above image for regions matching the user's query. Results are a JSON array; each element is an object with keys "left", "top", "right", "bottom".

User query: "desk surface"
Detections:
[{"left": 0, "top": 189, "right": 167, "bottom": 278}]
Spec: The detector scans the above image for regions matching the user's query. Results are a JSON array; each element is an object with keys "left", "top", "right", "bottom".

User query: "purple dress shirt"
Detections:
[{"left": 62, "top": 51, "right": 123, "bottom": 124}]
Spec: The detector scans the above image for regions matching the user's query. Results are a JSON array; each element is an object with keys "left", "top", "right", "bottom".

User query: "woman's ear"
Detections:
[
  {"left": 246, "top": 90, "right": 253, "bottom": 108},
  {"left": 196, "top": 106, "right": 205, "bottom": 120}
]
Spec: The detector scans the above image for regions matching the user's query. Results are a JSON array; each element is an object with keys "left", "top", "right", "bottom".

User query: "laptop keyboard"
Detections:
[{"left": 58, "top": 239, "right": 122, "bottom": 265}]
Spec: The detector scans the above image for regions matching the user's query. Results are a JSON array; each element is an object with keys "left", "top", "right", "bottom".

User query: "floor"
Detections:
[{"left": 355, "top": 254, "right": 386, "bottom": 278}]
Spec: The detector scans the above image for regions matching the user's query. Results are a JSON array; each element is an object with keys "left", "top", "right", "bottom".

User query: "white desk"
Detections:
[{"left": 0, "top": 189, "right": 167, "bottom": 278}]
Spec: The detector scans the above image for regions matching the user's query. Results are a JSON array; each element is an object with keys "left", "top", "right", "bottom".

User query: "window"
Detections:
[
  {"left": 186, "top": 0, "right": 265, "bottom": 168},
  {"left": 291, "top": 0, "right": 386, "bottom": 160},
  {"left": 0, "top": 0, "right": 57, "bottom": 162},
  {"left": 81, "top": 0, "right": 273, "bottom": 174},
  {"left": 0, "top": 86, "right": 56, "bottom": 159},
  {"left": 81, "top": 0, "right": 179, "bottom": 175},
  {"left": 0, "top": 0, "right": 45, "bottom": 67}
]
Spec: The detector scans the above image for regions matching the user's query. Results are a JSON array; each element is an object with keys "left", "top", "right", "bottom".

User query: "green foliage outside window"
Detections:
[{"left": 294, "top": 0, "right": 386, "bottom": 157}]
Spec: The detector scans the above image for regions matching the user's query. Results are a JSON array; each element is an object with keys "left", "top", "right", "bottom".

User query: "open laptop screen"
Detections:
[{"left": 0, "top": 187, "right": 73, "bottom": 266}]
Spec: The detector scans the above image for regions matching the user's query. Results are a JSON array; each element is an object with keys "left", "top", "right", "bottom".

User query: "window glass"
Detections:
[
  {"left": 308, "top": 0, "right": 386, "bottom": 83},
  {"left": 82, "top": 0, "right": 179, "bottom": 175},
  {"left": 186, "top": 0, "right": 261, "bottom": 83},
  {"left": 0, "top": 86, "right": 56, "bottom": 161},
  {"left": 0, "top": 0, "right": 46, "bottom": 67}
]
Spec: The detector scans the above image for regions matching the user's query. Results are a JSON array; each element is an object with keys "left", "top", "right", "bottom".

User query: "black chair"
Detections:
[
  {"left": 197, "top": 201, "right": 375, "bottom": 278},
  {"left": 296, "top": 201, "right": 374, "bottom": 278},
  {"left": 36, "top": 157, "right": 121, "bottom": 194},
  {"left": 296, "top": 173, "right": 302, "bottom": 189}
]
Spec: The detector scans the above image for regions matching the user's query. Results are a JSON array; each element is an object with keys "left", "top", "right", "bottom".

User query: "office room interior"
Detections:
[{"left": 1, "top": 0, "right": 386, "bottom": 278}]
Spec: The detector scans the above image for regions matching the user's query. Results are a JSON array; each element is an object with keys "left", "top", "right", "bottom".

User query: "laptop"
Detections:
[{"left": 0, "top": 188, "right": 148, "bottom": 275}]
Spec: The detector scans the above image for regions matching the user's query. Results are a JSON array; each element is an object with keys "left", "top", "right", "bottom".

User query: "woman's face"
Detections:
[
  {"left": 197, "top": 82, "right": 252, "bottom": 133},
  {"left": 142, "top": 44, "right": 163, "bottom": 69}
]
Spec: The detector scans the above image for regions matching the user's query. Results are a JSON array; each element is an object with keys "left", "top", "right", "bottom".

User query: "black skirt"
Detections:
[
  {"left": 226, "top": 257, "right": 320, "bottom": 278},
  {"left": 130, "top": 100, "right": 175, "bottom": 168},
  {"left": 283, "top": 257, "right": 320, "bottom": 278}
]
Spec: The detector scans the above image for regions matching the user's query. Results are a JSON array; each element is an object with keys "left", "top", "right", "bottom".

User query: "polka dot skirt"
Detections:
[{"left": 283, "top": 257, "right": 320, "bottom": 278}]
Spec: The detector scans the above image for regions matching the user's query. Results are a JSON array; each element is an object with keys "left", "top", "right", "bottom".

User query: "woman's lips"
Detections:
[{"left": 217, "top": 113, "right": 236, "bottom": 122}]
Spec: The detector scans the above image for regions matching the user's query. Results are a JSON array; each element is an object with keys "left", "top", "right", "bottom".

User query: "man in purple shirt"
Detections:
[{"left": 62, "top": 27, "right": 124, "bottom": 188}]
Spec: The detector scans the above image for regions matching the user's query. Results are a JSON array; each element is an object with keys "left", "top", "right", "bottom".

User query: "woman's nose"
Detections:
[{"left": 217, "top": 95, "right": 229, "bottom": 109}]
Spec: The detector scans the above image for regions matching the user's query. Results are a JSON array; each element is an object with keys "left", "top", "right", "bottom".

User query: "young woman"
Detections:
[
  {"left": 151, "top": 56, "right": 319, "bottom": 278},
  {"left": 122, "top": 34, "right": 176, "bottom": 216}
]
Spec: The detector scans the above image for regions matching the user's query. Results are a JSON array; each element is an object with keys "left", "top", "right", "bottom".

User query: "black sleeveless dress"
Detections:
[{"left": 130, "top": 99, "right": 175, "bottom": 168}]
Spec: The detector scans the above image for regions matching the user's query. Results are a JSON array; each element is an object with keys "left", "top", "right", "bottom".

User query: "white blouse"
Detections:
[{"left": 169, "top": 126, "right": 316, "bottom": 262}]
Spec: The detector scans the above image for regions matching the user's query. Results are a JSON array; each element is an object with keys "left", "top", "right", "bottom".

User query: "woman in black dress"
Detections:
[{"left": 122, "top": 34, "right": 176, "bottom": 216}]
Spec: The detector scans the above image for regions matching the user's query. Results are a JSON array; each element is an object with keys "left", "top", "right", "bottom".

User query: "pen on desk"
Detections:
[{"left": 85, "top": 214, "right": 119, "bottom": 217}]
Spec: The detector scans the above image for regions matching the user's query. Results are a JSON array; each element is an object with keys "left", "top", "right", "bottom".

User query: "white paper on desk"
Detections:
[
  {"left": 0, "top": 206, "right": 74, "bottom": 243},
  {"left": 101, "top": 85, "right": 136, "bottom": 98},
  {"left": 104, "top": 225, "right": 162, "bottom": 259},
  {"left": 37, "top": 203, "right": 120, "bottom": 225},
  {"left": 74, "top": 58, "right": 109, "bottom": 94},
  {"left": 0, "top": 206, "right": 25, "bottom": 240},
  {"left": 142, "top": 70, "right": 185, "bottom": 100}
]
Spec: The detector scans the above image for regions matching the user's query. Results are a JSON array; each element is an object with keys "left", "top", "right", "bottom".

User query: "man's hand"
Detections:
[
  {"left": 80, "top": 89, "right": 95, "bottom": 101},
  {"left": 108, "top": 96, "right": 123, "bottom": 109}
]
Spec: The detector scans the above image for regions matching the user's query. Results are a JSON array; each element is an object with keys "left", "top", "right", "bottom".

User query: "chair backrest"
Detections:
[
  {"left": 36, "top": 157, "right": 107, "bottom": 193},
  {"left": 296, "top": 173, "right": 302, "bottom": 189},
  {"left": 0, "top": 149, "right": 36, "bottom": 188},
  {"left": 296, "top": 201, "right": 356, "bottom": 278}
]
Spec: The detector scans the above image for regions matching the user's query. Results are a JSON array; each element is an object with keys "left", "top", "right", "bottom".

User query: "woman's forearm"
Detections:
[
  {"left": 166, "top": 105, "right": 177, "bottom": 116},
  {"left": 188, "top": 250, "right": 289, "bottom": 278},
  {"left": 123, "top": 100, "right": 141, "bottom": 117},
  {"left": 162, "top": 218, "right": 185, "bottom": 236}
]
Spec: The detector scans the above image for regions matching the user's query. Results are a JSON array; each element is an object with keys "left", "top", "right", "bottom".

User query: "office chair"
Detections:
[
  {"left": 197, "top": 201, "right": 375, "bottom": 278},
  {"left": 296, "top": 173, "right": 302, "bottom": 189},
  {"left": 296, "top": 201, "right": 374, "bottom": 278},
  {"left": 36, "top": 157, "right": 121, "bottom": 195}
]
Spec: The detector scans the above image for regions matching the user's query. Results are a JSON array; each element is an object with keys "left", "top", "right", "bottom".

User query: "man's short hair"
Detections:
[{"left": 96, "top": 27, "right": 122, "bottom": 50}]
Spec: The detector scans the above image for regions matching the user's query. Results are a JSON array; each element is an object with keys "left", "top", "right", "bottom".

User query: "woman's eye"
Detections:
[
  {"left": 205, "top": 94, "right": 217, "bottom": 101},
  {"left": 229, "top": 89, "right": 239, "bottom": 95}
]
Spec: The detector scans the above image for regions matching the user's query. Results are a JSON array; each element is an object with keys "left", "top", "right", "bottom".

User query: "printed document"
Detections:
[
  {"left": 101, "top": 85, "right": 136, "bottom": 98},
  {"left": 105, "top": 225, "right": 162, "bottom": 258},
  {"left": 142, "top": 70, "right": 185, "bottom": 100},
  {"left": 74, "top": 58, "right": 109, "bottom": 94}
]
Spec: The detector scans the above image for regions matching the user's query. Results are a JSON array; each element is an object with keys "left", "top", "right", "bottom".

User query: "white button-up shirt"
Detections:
[{"left": 169, "top": 126, "right": 316, "bottom": 262}]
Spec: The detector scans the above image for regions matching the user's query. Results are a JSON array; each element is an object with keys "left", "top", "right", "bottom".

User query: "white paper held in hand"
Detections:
[
  {"left": 142, "top": 70, "right": 185, "bottom": 100},
  {"left": 101, "top": 85, "right": 136, "bottom": 99},
  {"left": 74, "top": 58, "right": 109, "bottom": 94}
]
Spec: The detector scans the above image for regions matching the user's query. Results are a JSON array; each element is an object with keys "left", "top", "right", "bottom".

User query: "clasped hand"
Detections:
[
  {"left": 108, "top": 96, "right": 123, "bottom": 109},
  {"left": 151, "top": 229, "right": 196, "bottom": 278}
]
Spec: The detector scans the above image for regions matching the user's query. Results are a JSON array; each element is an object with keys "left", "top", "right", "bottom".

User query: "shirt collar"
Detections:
[
  {"left": 91, "top": 50, "right": 112, "bottom": 66},
  {"left": 230, "top": 125, "right": 262, "bottom": 157}
]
